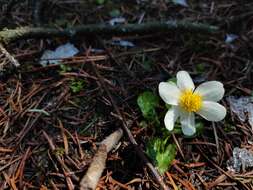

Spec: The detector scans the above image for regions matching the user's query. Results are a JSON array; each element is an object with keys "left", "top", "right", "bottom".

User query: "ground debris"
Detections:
[
  {"left": 1, "top": 1, "right": 253, "bottom": 189},
  {"left": 227, "top": 147, "right": 253, "bottom": 173},
  {"left": 227, "top": 96, "right": 253, "bottom": 128},
  {"left": 39, "top": 43, "right": 79, "bottom": 66}
]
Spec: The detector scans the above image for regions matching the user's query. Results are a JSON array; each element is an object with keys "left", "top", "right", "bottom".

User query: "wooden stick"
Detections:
[{"left": 80, "top": 128, "right": 123, "bottom": 190}]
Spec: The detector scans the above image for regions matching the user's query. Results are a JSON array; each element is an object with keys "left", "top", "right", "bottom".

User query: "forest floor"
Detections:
[{"left": 0, "top": 1, "right": 253, "bottom": 189}]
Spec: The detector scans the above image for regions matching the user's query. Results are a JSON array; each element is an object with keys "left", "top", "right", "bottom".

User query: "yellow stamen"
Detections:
[{"left": 179, "top": 90, "right": 202, "bottom": 112}]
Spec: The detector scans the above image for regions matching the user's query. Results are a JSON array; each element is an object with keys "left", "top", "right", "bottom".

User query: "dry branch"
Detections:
[
  {"left": 0, "top": 21, "right": 218, "bottom": 44},
  {"left": 80, "top": 128, "right": 123, "bottom": 190},
  {"left": 0, "top": 43, "right": 19, "bottom": 70}
]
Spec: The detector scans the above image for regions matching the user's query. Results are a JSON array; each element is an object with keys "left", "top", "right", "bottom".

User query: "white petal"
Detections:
[
  {"left": 164, "top": 107, "right": 179, "bottom": 131},
  {"left": 180, "top": 111, "right": 196, "bottom": 136},
  {"left": 197, "top": 101, "right": 226, "bottom": 121},
  {"left": 158, "top": 82, "right": 180, "bottom": 105},
  {"left": 195, "top": 81, "right": 224, "bottom": 102},
  {"left": 176, "top": 71, "right": 195, "bottom": 91}
]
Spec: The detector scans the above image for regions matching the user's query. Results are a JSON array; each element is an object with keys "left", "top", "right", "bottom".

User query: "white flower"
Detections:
[{"left": 159, "top": 71, "right": 226, "bottom": 136}]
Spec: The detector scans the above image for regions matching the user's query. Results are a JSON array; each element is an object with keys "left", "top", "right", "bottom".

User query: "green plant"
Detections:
[
  {"left": 137, "top": 91, "right": 160, "bottom": 126},
  {"left": 59, "top": 64, "right": 72, "bottom": 73},
  {"left": 109, "top": 9, "right": 121, "bottom": 17},
  {"left": 146, "top": 137, "right": 177, "bottom": 173},
  {"left": 69, "top": 79, "right": 85, "bottom": 93},
  {"left": 96, "top": 0, "right": 106, "bottom": 5}
]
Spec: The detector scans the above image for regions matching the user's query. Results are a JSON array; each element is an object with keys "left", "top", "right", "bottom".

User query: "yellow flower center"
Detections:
[{"left": 179, "top": 90, "right": 202, "bottom": 112}]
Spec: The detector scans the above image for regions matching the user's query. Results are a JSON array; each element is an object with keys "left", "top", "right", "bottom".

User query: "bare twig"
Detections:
[
  {"left": 90, "top": 61, "right": 170, "bottom": 190},
  {"left": 0, "top": 43, "right": 20, "bottom": 70},
  {"left": 0, "top": 21, "right": 218, "bottom": 44},
  {"left": 81, "top": 145, "right": 107, "bottom": 190},
  {"left": 80, "top": 128, "right": 123, "bottom": 190}
]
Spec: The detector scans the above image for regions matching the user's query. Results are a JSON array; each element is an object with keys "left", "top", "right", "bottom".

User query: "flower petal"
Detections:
[
  {"left": 176, "top": 71, "right": 195, "bottom": 91},
  {"left": 197, "top": 101, "right": 226, "bottom": 121},
  {"left": 180, "top": 111, "right": 196, "bottom": 136},
  {"left": 164, "top": 106, "right": 179, "bottom": 131},
  {"left": 195, "top": 81, "right": 224, "bottom": 102},
  {"left": 158, "top": 82, "right": 180, "bottom": 105}
]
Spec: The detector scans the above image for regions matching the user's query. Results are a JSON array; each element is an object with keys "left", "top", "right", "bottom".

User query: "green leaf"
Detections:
[
  {"left": 96, "top": 0, "right": 106, "bottom": 5},
  {"left": 196, "top": 63, "right": 205, "bottom": 73},
  {"left": 224, "top": 122, "right": 236, "bottom": 132},
  {"left": 139, "top": 120, "right": 148, "bottom": 128},
  {"left": 167, "top": 77, "right": 177, "bottom": 84},
  {"left": 165, "top": 104, "right": 172, "bottom": 110},
  {"left": 146, "top": 139, "right": 158, "bottom": 163},
  {"left": 69, "top": 79, "right": 85, "bottom": 93},
  {"left": 59, "top": 64, "right": 72, "bottom": 73},
  {"left": 109, "top": 9, "right": 121, "bottom": 17},
  {"left": 195, "top": 121, "right": 204, "bottom": 136},
  {"left": 141, "top": 55, "right": 154, "bottom": 71},
  {"left": 146, "top": 138, "right": 177, "bottom": 173},
  {"left": 157, "top": 143, "right": 177, "bottom": 173},
  {"left": 137, "top": 91, "right": 160, "bottom": 124}
]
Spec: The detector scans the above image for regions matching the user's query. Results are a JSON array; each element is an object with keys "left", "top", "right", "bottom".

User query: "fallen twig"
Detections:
[
  {"left": 0, "top": 43, "right": 20, "bottom": 70},
  {"left": 0, "top": 21, "right": 219, "bottom": 44},
  {"left": 80, "top": 128, "right": 123, "bottom": 190}
]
